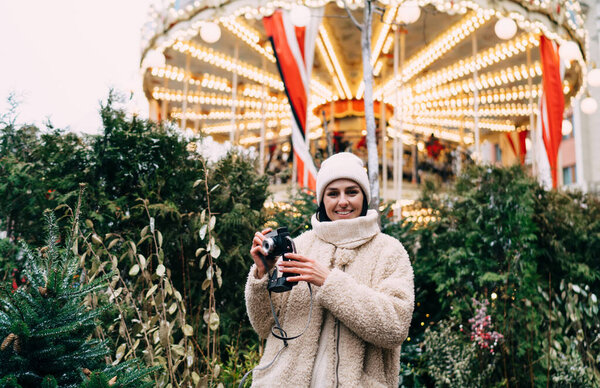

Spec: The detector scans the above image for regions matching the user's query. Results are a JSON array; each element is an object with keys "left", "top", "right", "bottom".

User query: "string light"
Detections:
[
  {"left": 219, "top": 17, "right": 276, "bottom": 63},
  {"left": 411, "top": 62, "right": 543, "bottom": 103},
  {"left": 416, "top": 84, "right": 542, "bottom": 109},
  {"left": 411, "top": 103, "right": 535, "bottom": 118},
  {"left": 409, "top": 34, "right": 539, "bottom": 95},
  {"left": 318, "top": 24, "right": 352, "bottom": 99},
  {"left": 172, "top": 40, "right": 284, "bottom": 91},
  {"left": 408, "top": 117, "right": 516, "bottom": 132},
  {"left": 387, "top": 121, "right": 474, "bottom": 144},
  {"left": 170, "top": 108, "right": 290, "bottom": 121},
  {"left": 152, "top": 86, "right": 288, "bottom": 110}
]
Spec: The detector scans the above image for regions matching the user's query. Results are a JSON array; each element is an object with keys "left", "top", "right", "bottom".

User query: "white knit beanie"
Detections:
[{"left": 316, "top": 152, "right": 370, "bottom": 204}]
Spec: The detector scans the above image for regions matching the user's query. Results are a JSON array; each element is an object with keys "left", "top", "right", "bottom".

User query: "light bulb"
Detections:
[
  {"left": 561, "top": 119, "right": 572, "bottom": 136},
  {"left": 397, "top": 1, "right": 421, "bottom": 24},
  {"left": 588, "top": 68, "right": 600, "bottom": 88},
  {"left": 494, "top": 17, "right": 517, "bottom": 40},
  {"left": 290, "top": 4, "right": 311, "bottom": 27},
  {"left": 144, "top": 50, "right": 166, "bottom": 69},
  {"left": 581, "top": 96, "right": 598, "bottom": 114},
  {"left": 559, "top": 41, "right": 580, "bottom": 63},
  {"left": 201, "top": 22, "right": 221, "bottom": 44}
]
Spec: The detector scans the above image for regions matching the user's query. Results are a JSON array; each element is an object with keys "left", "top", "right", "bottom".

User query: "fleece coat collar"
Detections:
[{"left": 311, "top": 209, "right": 380, "bottom": 250}]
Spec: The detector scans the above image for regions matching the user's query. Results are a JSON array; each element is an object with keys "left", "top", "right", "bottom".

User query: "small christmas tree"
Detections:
[{"left": 0, "top": 211, "right": 156, "bottom": 387}]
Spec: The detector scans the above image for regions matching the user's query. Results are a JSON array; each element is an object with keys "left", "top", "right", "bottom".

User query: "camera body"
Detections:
[{"left": 262, "top": 227, "right": 297, "bottom": 293}]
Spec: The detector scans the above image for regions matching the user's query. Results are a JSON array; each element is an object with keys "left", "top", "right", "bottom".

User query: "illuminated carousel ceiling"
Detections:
[{"left": 140, "top": 0, "right": 588, "bottom": 146}]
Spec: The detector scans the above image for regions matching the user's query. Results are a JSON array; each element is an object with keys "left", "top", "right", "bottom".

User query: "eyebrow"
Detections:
[{"left": 326, "top": 185, "right": 360, "bottom": 192}]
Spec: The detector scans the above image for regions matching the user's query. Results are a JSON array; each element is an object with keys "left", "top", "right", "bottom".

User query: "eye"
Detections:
[
  {"left": 346, "top": 189, "right": 359, "bottom": 195},
  {"left": 326, "top": 191, "right": 338, "bottom": 197}
]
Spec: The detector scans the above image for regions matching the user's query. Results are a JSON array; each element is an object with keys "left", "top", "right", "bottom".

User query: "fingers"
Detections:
[
  {"left": 282, "top": 253, "right": 310, "bottom": 262},
  {"left": 286, "top": 275, "right": 307, "bottom": 283}
]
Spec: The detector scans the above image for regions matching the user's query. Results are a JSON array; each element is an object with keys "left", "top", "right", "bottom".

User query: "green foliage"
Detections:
[
  {"left": 384, "top": 164, "right": 600, "bottom": 386},
  {"left": 0, "top": 92, "right": 270, "bottom": 378},
  {"left": 420, "top": 319, "right": 499, "bottom": 388},
  {"left": 219, "top": 342, "right": 261, "bottom": 387},
  {"left": 0, "top": 212, "right": 154, "bottom": 387},
  {"left": 265, "top": 189, "right": 318, "bottom": 238}
]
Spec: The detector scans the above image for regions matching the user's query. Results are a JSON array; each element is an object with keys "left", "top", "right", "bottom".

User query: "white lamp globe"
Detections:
[
  {"left": 559, "top": 41, "right": 580, "bottom": 63},
  {"left": 200, "top": 22, "right": 221, "bottom": 44},
  {"left": 145, "top": 49, "right": 166, "bottom": 69},
  {"left": 588, "top": 68, "right": 600, "bottom": 88},
  {"left": 290, "top": 4, "right": 311, "bottom": 27},
  {"left": 397, "top": 1, "right": 421, "bottom": 24},
  {"left": 494, "top": 17, "right": 517, "bottom": 40},
  {"left": 561, "top": 119, "right": 573, "bottom": 136},
  {"left": 581, "top": 96, "right": 598, "bottom": 115}
]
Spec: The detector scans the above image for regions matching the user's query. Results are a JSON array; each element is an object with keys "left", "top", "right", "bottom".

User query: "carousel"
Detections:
[{"left": 139, "top": 0, "right": 591, "bottom": 199}]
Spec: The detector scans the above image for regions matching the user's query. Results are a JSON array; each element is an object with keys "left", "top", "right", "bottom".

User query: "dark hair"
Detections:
[{"left": 316, "top": 188, "right": 369, "bottom": 222}]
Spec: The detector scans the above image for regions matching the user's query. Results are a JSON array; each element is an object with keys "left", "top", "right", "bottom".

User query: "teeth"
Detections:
[{"left": 336, "top": 211, "right": 352, "bottom": 215}]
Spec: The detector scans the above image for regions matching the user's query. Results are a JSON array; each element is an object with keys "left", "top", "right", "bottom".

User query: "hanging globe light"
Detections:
[
  {"left": 561, "top": 119, "right": 573, "bottom": 136},
  {"left": 558, "top": 41, "right": 581, "bottom": 63},
  {"left": 397, "top": 1, "right": 421, "bottom": 24},
  {"left": 494, "top": 17, "right": 517, "bottom": 40},
  {"left": 588, "top": 68, "right": 600, "bottom": 88},
  {"left": 290, "top": 4, "right": 311, "bottom": 27},
  {"left": 144, "top": 49, "right": 166, "bottom": 69},
  {"left": 581, "top": 96, "right": 598, "bottom": 115},
  {"left": 200, "top": 22, "right": 221, "bottom": 44}
]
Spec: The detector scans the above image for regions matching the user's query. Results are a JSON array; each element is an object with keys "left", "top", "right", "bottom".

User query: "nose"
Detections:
[{"left": 338, "top": 194, "right": 349, "bottom": 206}]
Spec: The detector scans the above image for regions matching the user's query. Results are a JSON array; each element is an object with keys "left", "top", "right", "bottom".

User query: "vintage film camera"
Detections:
[{"left": 261, "top": 227, "right": 298, "bottom": 293}]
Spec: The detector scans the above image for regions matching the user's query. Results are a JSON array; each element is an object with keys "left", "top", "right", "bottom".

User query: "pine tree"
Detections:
[{"left": 0, "top": 211, "right": 157, "bottom": 387}]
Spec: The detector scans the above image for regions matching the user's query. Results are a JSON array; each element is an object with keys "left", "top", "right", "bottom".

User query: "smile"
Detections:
[{"left": 335, "top": 210, "right": 353, "bottom": 215}]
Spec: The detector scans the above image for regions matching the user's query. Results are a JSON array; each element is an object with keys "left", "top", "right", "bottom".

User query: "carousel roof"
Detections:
[{"left": 140, "top": 0, "right": 588, "bottom": 147}]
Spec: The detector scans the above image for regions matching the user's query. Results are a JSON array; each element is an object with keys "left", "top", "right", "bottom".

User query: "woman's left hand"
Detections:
[{"left": 278, "top": 253, "right": 330, "bottom": 287}]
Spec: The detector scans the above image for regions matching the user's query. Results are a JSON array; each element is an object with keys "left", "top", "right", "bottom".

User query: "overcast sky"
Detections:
[{"left": 0, "top": 1, "right": 152, "bottom": 134}]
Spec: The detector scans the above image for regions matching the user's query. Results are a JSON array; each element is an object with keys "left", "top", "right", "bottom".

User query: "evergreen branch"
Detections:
[{"left": 57, "top": 272, "right": 114, "bottom": 300}]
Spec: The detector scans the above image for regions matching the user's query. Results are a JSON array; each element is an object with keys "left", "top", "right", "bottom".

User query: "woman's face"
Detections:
[{"left": 323, "top": 179, "right": 364, "bottom": 221}]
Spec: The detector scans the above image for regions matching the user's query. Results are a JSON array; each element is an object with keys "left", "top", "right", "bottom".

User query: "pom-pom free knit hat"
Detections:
[{"left": 316, "top": 152, "right": 370, "bottom": 205}]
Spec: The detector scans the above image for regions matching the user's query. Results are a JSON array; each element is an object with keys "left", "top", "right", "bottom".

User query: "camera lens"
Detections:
[{"left": 262, "top": 238, "right": 274, "bottom": 256}]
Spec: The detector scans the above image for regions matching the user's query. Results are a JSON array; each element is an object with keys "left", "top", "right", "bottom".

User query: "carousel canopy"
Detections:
[{"left": 140, "top": 0, "right": 588, "bottom": 148}]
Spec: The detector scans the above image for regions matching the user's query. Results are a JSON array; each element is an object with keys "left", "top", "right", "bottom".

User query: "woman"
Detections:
[{"left": 246, "top": 152, "right": 414, "bottom": 387}]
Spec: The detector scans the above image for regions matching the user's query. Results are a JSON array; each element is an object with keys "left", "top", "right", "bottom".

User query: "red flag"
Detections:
[
  {"left": 539, "top": 35, "right": 565, "bottom": 188},
  {"left": 264, "top": 9, "right": 320, "bottom": 190},
  {"left": 518, "top": 130, "right": 529, "bottom": 165}
]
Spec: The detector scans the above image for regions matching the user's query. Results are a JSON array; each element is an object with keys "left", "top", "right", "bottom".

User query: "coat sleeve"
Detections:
[
  {"left": 244, "top": 264, "right": 287, "bottom": 339},
  {"left": 316, "top": 239, "right": 414, "bottom": 349}
]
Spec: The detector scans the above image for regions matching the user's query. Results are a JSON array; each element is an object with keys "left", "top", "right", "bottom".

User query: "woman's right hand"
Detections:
[{"left": 250, "top": 228, "right": 273, "bottom": 279}]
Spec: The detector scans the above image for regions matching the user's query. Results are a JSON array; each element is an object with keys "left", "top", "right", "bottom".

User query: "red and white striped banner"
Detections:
[
  {"left": 263, "top": 8, "right": 322, "bottom": 191},
  {"left": 539, "top": 35, "right": 565, "bottom": 188}
]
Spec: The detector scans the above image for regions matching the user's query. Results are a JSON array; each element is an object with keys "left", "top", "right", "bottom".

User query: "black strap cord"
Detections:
[{"left": 239, "top": 254, "right": 315, "bottom": 388}]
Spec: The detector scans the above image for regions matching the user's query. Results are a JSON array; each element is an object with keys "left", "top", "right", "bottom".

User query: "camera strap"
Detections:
[
  {"left": 268, "top": 282, "right": 313, "bottom": 346},
  {"left": 238, "top": 281, "right": 314, "bottom": 387}
]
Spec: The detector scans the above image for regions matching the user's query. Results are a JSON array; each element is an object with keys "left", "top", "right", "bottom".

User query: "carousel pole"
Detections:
[
  {"left": 472, "top": 33, "right": 480, "bottom": 162},
  {"left": 259, "top": 56, "right": 266, "bottom": 174},
  {"left": 161, "top": 78, "right": 168, "bottom": 123},
  {"left": 527, "top": 45, "right": 536, "bottom": 176},
  {"left": 230, "top": 42, "right": 239, "bottom": 145},
  {"left": 180, "top": 54, "right": 191, "bottom": 132},
  {"left": 329, "top": 98, "right": 335, "bottom": 156},
  {"left": 393, "top": 27, "right": 399, "bottom": 205},
  {"left": 380, "top": 88, "right": 387, "bottom": 201},
  {"left": 398, "top": 28, "right": 405, "bottom": 205}
]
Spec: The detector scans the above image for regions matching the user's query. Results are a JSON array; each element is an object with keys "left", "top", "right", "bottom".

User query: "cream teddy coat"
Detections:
[{"left": 245, "top": 210, "right": 415, "bottom": 387}]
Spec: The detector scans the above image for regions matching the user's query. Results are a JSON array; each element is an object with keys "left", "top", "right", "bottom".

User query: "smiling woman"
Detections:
[
  {"left": 323, "top": 179, "right": 365, "bottom": 221},
  {"left": 245, "top": 151, "right": 415, "bottom": 387}
]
